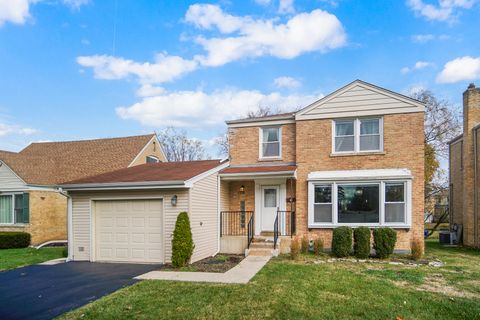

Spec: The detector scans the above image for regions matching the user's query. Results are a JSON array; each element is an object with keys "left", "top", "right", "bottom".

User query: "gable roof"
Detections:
[
  {"left": 0, "top": 134, "right": 157, "bottom": 185},
  {"left": 295, "top": 80, "right": 425, "bottom": 120},
  {"left": 61, "top": 160, "right": 226, "bottom": 189}
]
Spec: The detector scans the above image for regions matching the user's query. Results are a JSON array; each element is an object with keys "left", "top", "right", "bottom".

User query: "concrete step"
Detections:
[{"left": 249, "top": 242, "right": 274, "bottom": 249}]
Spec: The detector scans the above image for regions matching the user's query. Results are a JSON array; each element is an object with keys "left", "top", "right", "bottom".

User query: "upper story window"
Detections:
[
  {"left": 260, "top": 127, "right": 281, "bottom": 159},
  {"left": 146, "top": 155, "right": 159, "bottom": 163},
  {"left": 333, "top": 118, "right": 383, "bottom": 154}
]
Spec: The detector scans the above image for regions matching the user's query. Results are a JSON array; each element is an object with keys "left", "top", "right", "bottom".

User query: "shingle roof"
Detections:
[
  {"left": 225, "top": 112, "right": 295, "bottom": 125},
  {"left": 0, "top": 134, "right": 155, "bottom": 185},
  {"left": 62, "top": 160, "right": 224, "bottom": 185},
  {"left": 220, "top": 165, "right": 297, "bottom": 175}
]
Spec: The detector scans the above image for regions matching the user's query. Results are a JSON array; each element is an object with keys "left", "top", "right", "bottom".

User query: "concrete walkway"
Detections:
[{"left": 136, "top": 255, "right": 271, "bottom": 284}]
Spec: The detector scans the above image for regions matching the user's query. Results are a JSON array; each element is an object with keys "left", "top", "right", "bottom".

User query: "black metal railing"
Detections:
[
  {"left": 247, "top": 214, "right": 254, "bottom": 249},
  {"left": 273, "top": 211, "right": 279, "bottom": 249},
  {"left": 220, "top": 211, "right": 254, "bottom": 236},
  {"left": 276, "top": 210, "right": 296, "bottom": 237}
]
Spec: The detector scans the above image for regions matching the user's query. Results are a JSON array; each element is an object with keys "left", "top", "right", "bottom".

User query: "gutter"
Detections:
[{"left": 61, "top": 180, "right": 187, "bottom": 191}]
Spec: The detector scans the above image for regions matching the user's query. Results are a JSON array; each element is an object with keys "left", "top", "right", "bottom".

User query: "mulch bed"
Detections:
[{"left": 162, "top": 254, "right": 244, "bottom": 273}]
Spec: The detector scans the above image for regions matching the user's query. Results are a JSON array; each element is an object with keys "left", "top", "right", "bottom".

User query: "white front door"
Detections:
[{"left": 261, "top": 186, "right": 279, "bottom": 231}]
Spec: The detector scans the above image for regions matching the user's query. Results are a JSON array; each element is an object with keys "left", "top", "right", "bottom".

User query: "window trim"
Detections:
[
  {"left": 259, "top": 126, "right": 282, "bottom": 160},
  {"left": 332, "top": 117, "right": 383, "bottom": 155},
  {"left": 308, "top": 179, "right": 411, "bottom": 228},
  {"left": 0, "top": 193, "right": 28, "bottom": 226},
  {"left": 146, "top": 155, "right": 159, "bottom": 163}
]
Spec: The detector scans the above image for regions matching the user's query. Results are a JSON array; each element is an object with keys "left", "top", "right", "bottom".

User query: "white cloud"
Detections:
[
  {"left": 77, "top": 53, "right": 198, "bottom": 84},
  {"left": 0, "top": 0, "right": 34, "bottom": 26},
  {"left": 273, "top": 76, "right": 301, "bottom": 88},
  {"left": 187, "top": 5, "right": 346, "bottom": 67},
  {"left": 63, "top": 0, "right": 90, "bottom": 10},
  {"left": 0, "top": 123, "right": 36, "bottom": 137},
  {"left": 401, "top": 61, "right": 434, "bottom": 74},
  {"left": 136, "top": 84, "right": 166, "bottom": 97},
  {"left": 406, "top": 0, "right": 476, "bottom": 22},
  {"left": 255, "top": 0, "right": 272, "bottom": 5},
  {"left": 278, "top": 0, "right": 295, "bottom": 14},
  {"left": 116, "top": 88, "right": 321, "bottom": 127},
  {"left": 411, "top": 34, "right": 435, "bottom": 42},
  {"left": 436, "top": 56, "right": 480, "bottom": 83}
]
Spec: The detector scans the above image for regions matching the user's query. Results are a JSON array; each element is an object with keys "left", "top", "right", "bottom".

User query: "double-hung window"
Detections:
[
  {"left": 308, "top": 179, "right": 410, "bottom": 228},
  {"left": 0, "top": 193, "right": 29, "bottom": 224},
  {"left": 333, "top": 118, "right": 382, "bottom": 153},
  {"left": 260, "top": 127, "right": 281, "bottom": 159}
]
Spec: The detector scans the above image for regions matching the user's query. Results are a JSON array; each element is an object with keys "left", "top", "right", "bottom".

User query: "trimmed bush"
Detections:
[
  {"left": 353, "top": 227, "right": 371, "bottom": 259},
  {"left": 301, "top": 234, "right": 309, "bottom": 254},
  {"left": 290, "top": 236, "right": 301, "bottom": 260},
  {"left": 313, "top": 238, "right": 324, "bottom": 255},
  {"left": 410, "top": 239, "right": 423, "bottom": 260},
  {"left": 332, "top": 227, "right": 352, "bottom": 257},
  {"left": 171, "top": 212, "right": 195, "bottom": 267},
  {"left": 373, "top": 228, "right": 397, "bottom": 259},
  {"left": 0, "top": 232, "right": 30, "bottom": 249}
]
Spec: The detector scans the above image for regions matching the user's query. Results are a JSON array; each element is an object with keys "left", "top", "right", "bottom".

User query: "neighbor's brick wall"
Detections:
[
  {"left": 295, "top": 112, "right": 425, "bottom": 253},
  {"left": 462, "top": 86, "right": 480, "bottom": 247},
  {"left": 449, "top": 139, "right": 463, "bottom": 226},
  {"left": 229, "top": 123, "right": 296, "bottom": 165},
  {"left": 0, "top": 191, "right": 67, "bottom": 246}
]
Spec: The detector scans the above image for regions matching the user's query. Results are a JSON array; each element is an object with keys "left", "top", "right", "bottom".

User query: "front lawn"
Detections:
[
  {"left": 0, "top": 247, "right": 65, "bottom": 271},
  {"left": 62, "top": 241, "right": 480, "bottom": 319}
]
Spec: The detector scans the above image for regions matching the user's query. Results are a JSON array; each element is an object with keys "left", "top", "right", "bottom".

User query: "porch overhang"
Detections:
[{"left": 219, "top": 164, "right": 297, "bottom": 180}]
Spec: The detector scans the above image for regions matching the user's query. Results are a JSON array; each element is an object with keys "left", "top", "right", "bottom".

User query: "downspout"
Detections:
[
  {"left": 474, "top": 127, "right": 479, "bottom": 247},
  {"left": 58, "top": 188, "right": 74, "bottom": 262},
  {"left": 215, "top": 175, "right": 221, "bottom": 256}
]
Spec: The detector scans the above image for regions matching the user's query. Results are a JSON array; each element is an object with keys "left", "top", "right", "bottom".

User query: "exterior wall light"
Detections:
[
  {"left": 239, "top": 185, "right": 245, "bottom": 193},
  {"left": 171, "top": 195, "right": 178, "bottom": 206}
]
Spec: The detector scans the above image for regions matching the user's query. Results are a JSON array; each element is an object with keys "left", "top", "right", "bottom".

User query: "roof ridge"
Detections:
[{"left": 22, "top": 133, "right": 155, "bottom": 147}]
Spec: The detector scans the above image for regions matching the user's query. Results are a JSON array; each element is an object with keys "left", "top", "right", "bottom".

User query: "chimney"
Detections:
[{"left": 463, "top": 83, "right": 480, "bottom": 247}]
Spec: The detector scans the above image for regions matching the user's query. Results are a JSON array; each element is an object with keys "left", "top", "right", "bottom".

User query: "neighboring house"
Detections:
[
  {"left": 449, "top": 83, "right": 480, "bottom": 248},
  {"left": 62, "top": 160, "right": 228, "bottom": 263},
  {"left": 0, "top": 134, "right": 166, "bottom": 245},
  {"left": 220, "top": 79, "right": 425, "bottom": 254},
  {"left": 62, "top": 79, "right": 425, "bottom": 265}
]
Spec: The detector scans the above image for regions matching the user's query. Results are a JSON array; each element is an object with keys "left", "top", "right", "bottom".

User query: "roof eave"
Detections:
[
  {"left": 225, "top": 114, "right": 295, "bottom": 125},
  {"left": 61, "top": 180, "right": 188, "bottom": 191}
]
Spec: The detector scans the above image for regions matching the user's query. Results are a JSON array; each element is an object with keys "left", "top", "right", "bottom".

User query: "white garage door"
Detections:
[{"left": 94, "top": 199, "right": 163, "bottom": 263}]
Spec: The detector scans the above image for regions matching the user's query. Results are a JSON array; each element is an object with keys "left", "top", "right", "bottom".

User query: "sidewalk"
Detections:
[{"left": 135, "top": 255, "right": 270, "bottom": 284}]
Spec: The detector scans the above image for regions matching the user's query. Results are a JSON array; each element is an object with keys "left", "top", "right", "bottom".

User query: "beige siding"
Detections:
[
  {"left": 190, "top": 173, "right": 219, "bottom": 262},
  {"left": 129, "top": 136, "right": 167, "bottom": 166},
  {"left": 0, "top": 162, "right": 26, "bottom": 191},
  {"left": 298, "top": 84, "right": 421, "bottom": 119},
  {"left": 70, "top": 189, "right": 188, "bottom": 263},
  {"left": 220, "top": 180, "right": 230, "bottom": 212}
]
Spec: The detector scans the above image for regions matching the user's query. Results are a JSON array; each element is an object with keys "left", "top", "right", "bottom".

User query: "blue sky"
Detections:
[{"left": 0, "top": 0, "right": 479, "bottom": 156}]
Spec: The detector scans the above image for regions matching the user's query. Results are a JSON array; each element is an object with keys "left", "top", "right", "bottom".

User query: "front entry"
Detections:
[{"left": 261, "top": 186, "right": 279, "bottom": 231}]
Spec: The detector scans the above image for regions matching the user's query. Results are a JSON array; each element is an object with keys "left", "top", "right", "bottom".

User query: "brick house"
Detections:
[
  {"left": 0, "top": 134, "right": 166, "bottom": 245},
  {"left": 449, "top": 83, "right": 480, "bottom": 248},
  {"left": 219, "top": 80, "right": 425, "bottom": 254}
]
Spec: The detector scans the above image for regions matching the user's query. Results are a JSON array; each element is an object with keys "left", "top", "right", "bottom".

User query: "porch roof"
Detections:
[{"left": 219, "top": 164, "right": 296, "bottom": 178}]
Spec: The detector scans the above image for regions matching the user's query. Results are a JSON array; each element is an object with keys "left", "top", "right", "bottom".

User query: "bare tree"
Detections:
[
  {"left": 215, "top": 131, "right": 229, "bottom": 158},
  {"left": 157, "top": 127, "right": 207, "bottom": 162},
  {"left": 247, "top": 106, "right": 280, "bottom": 118}
]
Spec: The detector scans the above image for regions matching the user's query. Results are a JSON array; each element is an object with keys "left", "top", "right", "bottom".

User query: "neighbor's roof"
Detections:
[
  {"left": 225, "top": 112, "right": 296, "bottom": 125},
  {"left": 220, "top": 164, "right": 297, "bottom": 175},
  {"left": 0, "top": 134, "right": 156, "bottom": 185},
  {"left": 61, "top": 160, "right": 225, "bottom": 188}
]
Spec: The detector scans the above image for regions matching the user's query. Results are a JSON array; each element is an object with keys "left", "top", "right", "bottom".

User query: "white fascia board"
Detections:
[
  {"left": 308, "top": 168, "right": 412, "bottom": 181},
  {"left": 227, "top": 119, "right": 295, "bottom": 128},
  {"left": 0, "top": 160, "right": 27, "bottom": 185},
  {"left": 184, "top": 161, "right": 230, "bottom": 187},
  {"left": 219, "top": 170, "right": 296, "bottom": 180},
  {"left": 62, "top": 180, "right": 187, "bottom": 191}
]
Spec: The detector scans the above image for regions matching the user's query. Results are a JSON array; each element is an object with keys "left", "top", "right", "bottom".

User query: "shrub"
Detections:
[
  {"left": 171, "top": 212, "right": 194, "bottom": 267},
  {"left": 373, "top": 228, "right": 397, "bottom": 259},
  {"left": 332, "top": 227, "right": 352, "bottom": 257},
  {"left": 353, "top": 227, "right": 371, "bottom": 259},
  {"left": 301, "top": 234, "right": 309, "bottom": 254},
  {"left": 313, "top": 238, "right": 324, "bottom": 255},
  {"left": 290, "top": 236, "right": 301, "bottom": 260},
  {"left": 0, "top": 232, "right": 30, "bottom": 249},
  {"left": 410, "top": 239, "right": 423, "bottom": 260}
]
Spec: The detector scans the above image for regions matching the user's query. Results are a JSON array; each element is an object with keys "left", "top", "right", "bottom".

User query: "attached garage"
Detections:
[{"left": 62, "top": 160, "right": 228, "bottom": 264}]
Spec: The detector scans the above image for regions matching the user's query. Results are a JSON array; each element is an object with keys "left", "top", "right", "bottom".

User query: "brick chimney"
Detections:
[{"left": 462, "top": 83, "right": 480, "bottom": 247}]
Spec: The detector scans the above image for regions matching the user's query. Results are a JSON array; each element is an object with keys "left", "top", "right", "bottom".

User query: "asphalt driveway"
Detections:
[{"left": 0, "top": 261, "right": 160, "bottom": 320}]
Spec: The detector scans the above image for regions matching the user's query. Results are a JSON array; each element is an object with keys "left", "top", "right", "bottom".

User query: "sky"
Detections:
[{"left": 0, "top": 0, "right": 479, "bottom": 157}]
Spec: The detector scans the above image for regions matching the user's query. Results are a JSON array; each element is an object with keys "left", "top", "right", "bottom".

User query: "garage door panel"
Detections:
[{"left": 95, "top": 199, "right": 163, "bottom": 263}]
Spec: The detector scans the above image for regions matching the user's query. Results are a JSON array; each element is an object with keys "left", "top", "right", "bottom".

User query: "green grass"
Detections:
[
  {"left": 61, "top": 240, "right": 480, "bottom": 320},
  {"left": 0, "top": 247, "right": 65, "bottom": 271}
]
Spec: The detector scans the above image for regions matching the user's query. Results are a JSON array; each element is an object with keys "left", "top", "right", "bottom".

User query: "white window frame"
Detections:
[
  {"left": 383, "top": 181, "right": 408, "bottom": 226},
  {"left": 308, "top": 179, "right": 411, "bottom": 228},
  {"left": 259, "top": 126, "right": 282, "bottom": 160},
  {"left": 332, "top": 117, "right": 383, "bottom": 154},
  {"left": 0, "top": 193, "right": 25, "bottom": 225},
  {"left": 146, "top": 155, "right": 159, "bottom": 163}
]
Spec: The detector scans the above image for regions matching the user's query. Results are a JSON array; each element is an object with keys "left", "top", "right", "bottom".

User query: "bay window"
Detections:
[
  {"left": 0, "top": 193, "right": 29, "bottom": 225},
  {"left": 308, "top": 180, "right": 410, "bottom": 228},
  {"left": 333, "top": 117, "right": 383, "bottom": 154}
]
